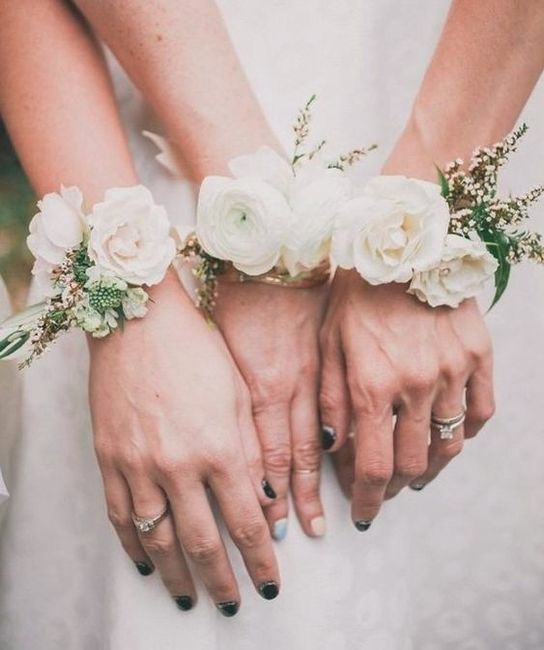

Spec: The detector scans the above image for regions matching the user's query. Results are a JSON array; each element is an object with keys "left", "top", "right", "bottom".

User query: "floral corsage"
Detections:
[
  {"left": 0, "top": 185, "right": 176, "bottom": 366},
  {"left": 332, "top": 124, "right": 544, "bottom": 308}
]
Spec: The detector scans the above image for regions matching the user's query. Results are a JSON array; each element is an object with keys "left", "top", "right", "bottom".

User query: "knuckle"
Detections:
[
  {"left": 356, "top": 460, "right": 393, "bottom": 486},
  {"left": 184, "top": 538, "right": 222, "bottom": 564},
  {"left": 248, "top": 368, "right": 289, "bottom": 408},
  {"left": 293, "top": 439, "right": 321, "bottom": 472},
  {"left": 319, "top": 388, "right": 344, "bottom": 415},
  {"left": 263, "top": 444, "right": 292, "bottom": 474},
  {"left": 394, "top": 458, "right": 427, "bottom": 480},
  {"left": 107, "top": 508, "right": 132, "bottom": 531},
  {"left": 231, "top": 519, "right": 268, "bottom": 549},
  {"left": 154, "top": 455, "right": 186, "bottom": 480},
  {"left": 141, "top": 535, "right": 176, "bottom": 558},
  {"left": 404, "top": 368, "right": 438, "bottom": 394},
  {"left": 438, "top": 439, "right": 464, "bottom": 461},
  {"left": 441, "top": 359, "right": 467, "bottom": 383}
]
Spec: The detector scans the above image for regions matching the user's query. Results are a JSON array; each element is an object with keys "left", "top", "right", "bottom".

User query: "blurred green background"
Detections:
[{"left": 0, "top": 121, "right": 35, "bottom": 310}]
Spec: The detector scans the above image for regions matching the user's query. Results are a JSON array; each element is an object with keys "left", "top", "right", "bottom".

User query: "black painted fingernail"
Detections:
[
  {"left": 261, "top": 479, "right": 277, "bottom": 500},
  {"left": 174, "top": 595, "right": 193, "bottom": 611},
  {"left": 410, "top": 483, "right": 426, "bottom": 491},
  {"left": 134, "top": 561, "right": 153, "bottom": 576},
  {"left": 217, "top": 601, "right": 239, "bottom": 617},
  {"left": 259, "top": 581, "right": 279, "bottom": 600},
  {"left": 321, "top": 425, "right": 337, "bottom": 450},
  {"left": 354, "top": 520, "right": 372, "bottom": 532}
]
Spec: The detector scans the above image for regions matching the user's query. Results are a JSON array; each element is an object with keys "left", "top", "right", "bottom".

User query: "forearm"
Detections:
[
  {"left": 0, "top": 0, "right": 137, "bottom": 203},
  {"left": 384, "top": 0, "right": 544, "bottom": 179},
  {"left": 71, "top": 0, "right": 281, "bottom": 181}
]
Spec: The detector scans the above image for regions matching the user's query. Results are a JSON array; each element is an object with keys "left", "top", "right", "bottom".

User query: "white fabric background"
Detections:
[{"left": 1, "top": 1, "right": 543, "bottom": 648}]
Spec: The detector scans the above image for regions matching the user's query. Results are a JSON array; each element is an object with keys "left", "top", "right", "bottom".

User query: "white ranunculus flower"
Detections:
[
  {"left": 27, "top": 186, "right": 87, "bottom": 292},
  {"left": 281, "top": 165, "right": 351, "bottom": 276},
  {"left": 87, "top": 185, "right": 176, "bottom": 286},
  {"left": 332, "top": 175, "right": 450, "bottom": 284},
  {"left": 196, "top": 176, "right": 292, "bottom": 276},
  {"left": 408, "top": 234, "right": 498, "bottom": 308}
]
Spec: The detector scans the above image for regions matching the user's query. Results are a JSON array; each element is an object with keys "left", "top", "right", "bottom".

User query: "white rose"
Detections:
[
  {"left": 196, "top": 176, "right": 292, "bottom": 276},
  {"left": 281, "top": 164, "right": 351, "bottom": 276},
  {"left": 87, "top": 185, "right": 176, "bottom": 286},
  {"left": 27, "top": 186, "right": 87, "bottom": 294},
  {"left": 408, "top": 234, "right": 498, "bottom": 308},
  {"left": 332, "top": 175, "right": 450, "bottom": 284}
]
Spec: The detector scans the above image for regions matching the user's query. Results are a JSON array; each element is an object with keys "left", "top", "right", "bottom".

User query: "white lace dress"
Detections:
[{"left": 1, "top": 1, "right": 543, "bottom": 648}]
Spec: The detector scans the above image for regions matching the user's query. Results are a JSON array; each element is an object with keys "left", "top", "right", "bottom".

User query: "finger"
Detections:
[
  {"left": 464, "top": 361, "right": 495, "bottom": 438},
  {"left": 351, "top": 406, "right": 394, "bottom": 531},
  {"left": 385, "top": 400, "right": 431, "bottom": 500},
  {"left": 165, "top": 477, "right": 241, "bottom": 617},
  {"left": 209, "top": 461, "right": 281, "bottom": 602},
  {"left": 331, "top": 434, "right": 356, "bottom": 499},
  {"left": 319, "top": 334, "right": 351, "bottom": 452},
  {"left": 235, "top": 378, "right": 278, "bottom": 507},
  {"left": 253, "top": 401, "right": 292, "bottom": 541},
  {"left": 101, "top": 469, "right": 155, "bottom": 577},
  {"left": 410, "top": 387, "right": 465, "bottom": 490},
  {"left": 129, "top": 477, "right": 197, "bottom": 612},
  {"left": 290, "top": 388, "right": 325, "bottom": 538}
]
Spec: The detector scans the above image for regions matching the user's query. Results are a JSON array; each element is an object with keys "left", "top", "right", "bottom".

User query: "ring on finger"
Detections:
[
  {"left": 292, "top": 468, "right": 317, "bottom": 475},
  {"left": 132, "top": 501, "right": 170, "bottom": 534},
  {"left": 431, "top": 410, "right": 466, "bottom": 440}
]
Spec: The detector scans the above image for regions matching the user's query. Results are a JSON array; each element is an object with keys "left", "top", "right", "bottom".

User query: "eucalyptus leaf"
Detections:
[
  {"left": 435, "top": 165, "right": 449, "bottom": 199},
  {"left": 480, "top": 229, "right": 511, "bottom": 309}
]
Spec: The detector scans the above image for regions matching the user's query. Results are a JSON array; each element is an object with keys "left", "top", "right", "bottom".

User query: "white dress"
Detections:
[{"left": 1, "top": 1, "right": 544, "bottom": 648}]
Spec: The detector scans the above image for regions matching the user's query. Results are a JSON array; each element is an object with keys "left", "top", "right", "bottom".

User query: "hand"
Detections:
[
  {"left": 213, "top": 281, "right": 328, "bottom": 540},
  {"left": 320, "top": 270, "right": 495, "bottom": 528},
  {"left": 89, "top": 270, "right": 280, "bottom": 614}
]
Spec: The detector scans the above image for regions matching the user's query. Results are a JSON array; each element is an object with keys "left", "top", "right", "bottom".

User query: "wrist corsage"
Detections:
[
  {"left": 0, "top": 185, "right": 176, "bottom": 366},
  {"left": 173, "top": 95, "right": 376, "bottom": 316},
  {"left": 332, "top": 124, "right": 544, "bottom": 308}
]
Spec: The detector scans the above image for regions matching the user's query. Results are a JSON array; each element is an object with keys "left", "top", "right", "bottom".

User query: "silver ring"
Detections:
[
  {"left": 431, "top": 410, "right": 466, "bottom": 440},
  {"left": 293, "top": 468, "right": 317, "bottom": 475},
  {"left": 131, "top": 502, "right": 169, "bottom": 534}
]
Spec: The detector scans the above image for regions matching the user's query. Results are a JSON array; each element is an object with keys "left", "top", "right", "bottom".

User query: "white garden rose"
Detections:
[
  {"left": 87, "top": 185, "right": 176, "bottom": 286},
  {"left": 196, "top": 176, "right": 292, "bottom": 276},
  {"left": 27, "top": 186, "right": 87, "bottom": 294},
  {"left": 408, "top": 234, "right": 498, "bottom": 308},
  {"left": 332, "top": 175, "right": 450, "bottom": 284}
]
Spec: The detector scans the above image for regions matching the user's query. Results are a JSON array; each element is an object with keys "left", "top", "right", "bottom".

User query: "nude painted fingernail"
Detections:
[
  {"left": 310, "top": 516, "right": 326, "bottom": 537},
  {"left": 272, "top": 518, "right": 288, "bottom": 541}
]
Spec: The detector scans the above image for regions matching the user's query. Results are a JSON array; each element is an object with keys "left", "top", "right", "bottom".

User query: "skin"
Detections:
[
  {"left": 70, "top": 0, "right": 328, "bottom": 538},
  {"left": 324, "top": 0, "right": 544, "bottom": 525},
  {"left": 0, "top": 0, "right": 280, "bottom": 613}
]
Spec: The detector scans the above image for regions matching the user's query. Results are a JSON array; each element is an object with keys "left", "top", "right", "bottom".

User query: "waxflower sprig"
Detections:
[
  {"left": 175, "top": 96, "right": 376, "bottom": 316},
  {"left": 0, "top": 185, "right": 176, "bottom": 366},
  {"left": 332, "top": 124, "right": 544, "bottom": 309}
]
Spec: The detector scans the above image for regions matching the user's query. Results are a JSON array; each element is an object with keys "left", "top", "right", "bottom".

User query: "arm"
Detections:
[
  {"left": 321, "top": 0, "right": 544, "bottom": 524},
  {"left": 71, "top": 0, "right": 328, "bottom": 540},
  {"left": 0, "top": 0, "right": 280, "bottom": 613}
]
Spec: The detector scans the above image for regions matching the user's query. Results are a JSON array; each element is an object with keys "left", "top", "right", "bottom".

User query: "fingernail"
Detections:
[
  {"left": 217, "top": 601, "right": 239, "bottom": 617},
  {"left": 261, "top": 478, "right": 277, "bottom": 500},
  {"left": 310, "top": 516, "right": 326, "bottom": 537},
  {"left": 321, "top": 425, "right": 337, "bottom": 450},
  {"left": 354, "top": 520, "right": 372, "bottom": 532},
  {"left": 272, "top": 518, "right": 288, "bottom": 541},
  {"left": 174, "top": 595, "right": 193, "bottom": 611},
  {"left": 410, "top": 483, "right": 426, "bottom": 491},
  {"left": 258, "top": 581, "right": 279, "bottom": 600},
  {"left": 134, "top": 561, "right": 153, "bottom": 576}
]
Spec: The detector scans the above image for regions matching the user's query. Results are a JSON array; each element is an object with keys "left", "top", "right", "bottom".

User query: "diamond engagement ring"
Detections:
[
  {"left": 131, "top": 502, "right": 169, "bottom": 534},
  {"left": 431, "top": 410, "right": 466, "bottom": 440}
]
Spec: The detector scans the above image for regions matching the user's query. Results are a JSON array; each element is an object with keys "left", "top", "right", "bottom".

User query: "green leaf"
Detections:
[
  {"left": 480, "top": 229, "right": 511, "bottom": 310},
  {"left": 435, "top": 165, "right": 449, "bottom": 199},
  {"left": 0, "top": 329, "right": 30, "bottom": 359}
]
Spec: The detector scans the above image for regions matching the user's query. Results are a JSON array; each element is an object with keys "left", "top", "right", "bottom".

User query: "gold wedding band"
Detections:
[{"left": 220, "top": 259, "right": 331, "bottom": 289}]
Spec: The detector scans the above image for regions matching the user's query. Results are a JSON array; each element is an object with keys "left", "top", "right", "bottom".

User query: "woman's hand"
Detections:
[
  {"left": 320, "top": 270, "right": 495, "bottom": 528},
  {"left": 213, "top": 281, "right": 328, "bottom": 541},
  {"left": 89, "top": 270, "right": 280, "bottom": 614}
]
